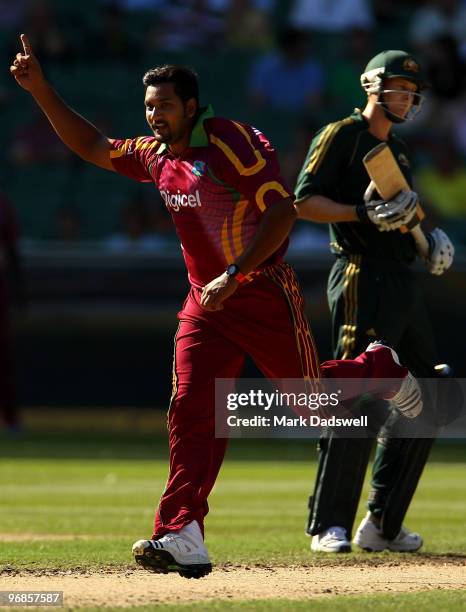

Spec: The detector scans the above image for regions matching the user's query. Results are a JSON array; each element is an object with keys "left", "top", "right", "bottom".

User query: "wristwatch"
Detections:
[{"left": 226, "top": 263, "right": 247, "bottom": 284}]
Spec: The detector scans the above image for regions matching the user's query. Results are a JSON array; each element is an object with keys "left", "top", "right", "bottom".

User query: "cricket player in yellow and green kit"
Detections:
[{"left": 294, "top": 50, "right": 454, "bottom": 553}]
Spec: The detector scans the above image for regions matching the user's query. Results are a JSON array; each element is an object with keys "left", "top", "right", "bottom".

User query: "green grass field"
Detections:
[
  {"left": 0, "top": 426, "right": 465, "bottom": 610},
  {"left": 67, "top": 592, "right": 466, "bottom": 612}
]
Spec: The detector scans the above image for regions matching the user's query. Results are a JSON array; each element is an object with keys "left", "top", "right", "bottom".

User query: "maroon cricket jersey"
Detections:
[{"left": 110, "top": 106, "right": 292, "bottom": 288}]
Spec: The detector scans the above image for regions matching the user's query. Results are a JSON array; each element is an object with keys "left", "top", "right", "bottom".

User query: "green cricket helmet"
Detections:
[{"left": 360, "top": 50, "right": 429, "bottom": 122}]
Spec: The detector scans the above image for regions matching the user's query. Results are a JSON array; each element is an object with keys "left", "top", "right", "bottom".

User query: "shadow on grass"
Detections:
[{"left": 0, "top": 431, "right": 465, "bottom": 462}]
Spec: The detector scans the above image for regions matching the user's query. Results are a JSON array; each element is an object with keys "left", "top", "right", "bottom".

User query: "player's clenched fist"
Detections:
[
  {"left": 10, "top": 34, "right": 44, "bottom": 92},
  {"left": 200, "top": 273, "right": 238, "bottom": 311}
]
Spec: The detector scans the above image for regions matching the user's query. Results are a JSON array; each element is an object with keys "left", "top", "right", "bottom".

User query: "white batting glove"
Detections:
[
  {"left": 357, "top": 185, "right": 418, "bottom": 232},
  {"left": 426, "top": 228, "right": 454, "bottom": 275}
]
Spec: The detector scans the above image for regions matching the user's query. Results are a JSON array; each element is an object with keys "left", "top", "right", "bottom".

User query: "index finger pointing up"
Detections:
[{"left": 20, "top": 33, "right": 32, "bottom": 55}]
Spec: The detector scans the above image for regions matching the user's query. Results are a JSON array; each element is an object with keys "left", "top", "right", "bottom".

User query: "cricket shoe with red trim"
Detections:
[
  {"left": 354, "top": 512, "right": 423, "bottom": 552},
  {"left": 366, "top": 341, "right": 423, "bottom": 418},
  {"left": 132, "top": 520, "right": 212, "bottom": 578}
]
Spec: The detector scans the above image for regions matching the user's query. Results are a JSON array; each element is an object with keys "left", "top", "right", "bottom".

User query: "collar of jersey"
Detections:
[{"left": 156, "top": 105, "right": 214, "bottom": 153}]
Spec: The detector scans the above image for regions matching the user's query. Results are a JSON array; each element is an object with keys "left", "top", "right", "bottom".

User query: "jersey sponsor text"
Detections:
[{"left": 161, "top": 189, "right": 202, "bottom": 212}]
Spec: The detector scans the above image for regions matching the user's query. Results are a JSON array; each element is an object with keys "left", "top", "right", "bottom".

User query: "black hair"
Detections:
[{"left": 142, "top": 65, "right": 199, "bottom": 106}]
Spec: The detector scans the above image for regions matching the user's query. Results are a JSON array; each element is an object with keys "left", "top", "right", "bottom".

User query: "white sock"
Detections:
[{"left": 179, "top": 520, "right": 206, "bottom": 549}]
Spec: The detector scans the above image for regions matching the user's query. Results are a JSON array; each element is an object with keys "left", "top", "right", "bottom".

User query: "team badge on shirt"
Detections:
[{"left": 192, "top": 161, "right": 206, "bottom": 177}]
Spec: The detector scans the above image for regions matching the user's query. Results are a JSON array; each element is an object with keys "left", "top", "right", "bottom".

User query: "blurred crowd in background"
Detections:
[
  {"left": 1, "top": 0, "right": 466, "bottom": 429},
  {"left": 1, "top": 0, "right": 466, "bottom": 252}
]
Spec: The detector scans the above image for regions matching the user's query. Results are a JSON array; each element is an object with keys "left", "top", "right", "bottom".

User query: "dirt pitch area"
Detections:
[{"left": 1, "top": 557, "right": 465, "bottom": 608}]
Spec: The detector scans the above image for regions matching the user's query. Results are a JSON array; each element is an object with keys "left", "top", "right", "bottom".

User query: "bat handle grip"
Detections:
[{"left": 411, "top": 225, "right": 430, "bottom": 260}]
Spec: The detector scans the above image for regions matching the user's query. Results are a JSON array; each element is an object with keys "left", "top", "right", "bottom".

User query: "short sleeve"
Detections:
[
  {"left": 110, "top": 136, "right": 160, "bottom": 183},
  {"left": 209, "top": 120, "right": 292, "bottom": 212},
  {"left": 294, "top": 123, "right": 348, "bottom": 201}
]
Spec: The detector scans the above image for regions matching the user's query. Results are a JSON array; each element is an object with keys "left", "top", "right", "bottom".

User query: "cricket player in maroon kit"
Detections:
[{"left": 11, "top": 34, "right": 423, "bottom": 578}]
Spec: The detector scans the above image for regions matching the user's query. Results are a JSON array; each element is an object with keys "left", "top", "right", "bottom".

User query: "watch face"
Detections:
[{"left": 227, "top": 264, "right": 239, "bottom": 276}]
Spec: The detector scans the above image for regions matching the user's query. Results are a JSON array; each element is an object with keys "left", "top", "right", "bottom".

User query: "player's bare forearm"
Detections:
[
  {"left": 10, "top": 34, "right": 113, "bottom": 171},
  {"left": 295, "top": 195, "right": 358, "bottom": 223},
  {"left": 236, "top": 198, "right": 296, "bottom": 275},
  {"left": 30, "top": 83, "right": 113, "bottom": 170},
  {"left": 200, "top": 199, "right": 296, "bottom": 312}
]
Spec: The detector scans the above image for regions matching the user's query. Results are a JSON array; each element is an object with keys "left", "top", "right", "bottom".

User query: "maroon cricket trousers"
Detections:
[{"left": 152, "top": 263, "right": 406, "bottom": 538}]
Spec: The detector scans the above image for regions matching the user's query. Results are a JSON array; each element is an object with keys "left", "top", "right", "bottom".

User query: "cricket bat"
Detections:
[{"left": 363, "top": 142, "right": 430, "bottom": 259}]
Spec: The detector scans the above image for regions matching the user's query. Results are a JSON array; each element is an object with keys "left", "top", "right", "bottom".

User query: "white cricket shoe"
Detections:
[
  {"left": 366, "top": 341, "right": 423, "bottom": 418},
  {"left": 311, "top": 526, "right": 352, "bottom": 553},
  {"left": 132, "top": 520, "right": 212, "bottom": 578},
  {"left": 353, "top": 512, "right": 423, "bottom": 552}
]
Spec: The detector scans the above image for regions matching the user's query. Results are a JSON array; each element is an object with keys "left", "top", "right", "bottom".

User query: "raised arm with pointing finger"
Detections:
[
  {"left": 10, "top": 34, "right": 300, "bottom": 310},
  {"left": 10, "top": 34, "right": 114, "bottom": 171}
]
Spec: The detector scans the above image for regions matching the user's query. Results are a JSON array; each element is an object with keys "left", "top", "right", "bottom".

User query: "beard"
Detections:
[{"left": 152, "top": 124, "right": 173, "bottom": 142}]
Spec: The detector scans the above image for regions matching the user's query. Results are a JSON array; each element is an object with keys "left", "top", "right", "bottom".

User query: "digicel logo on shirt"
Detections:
[{"left": 160, "top": 189, "right": 202, "bottom": 212}]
